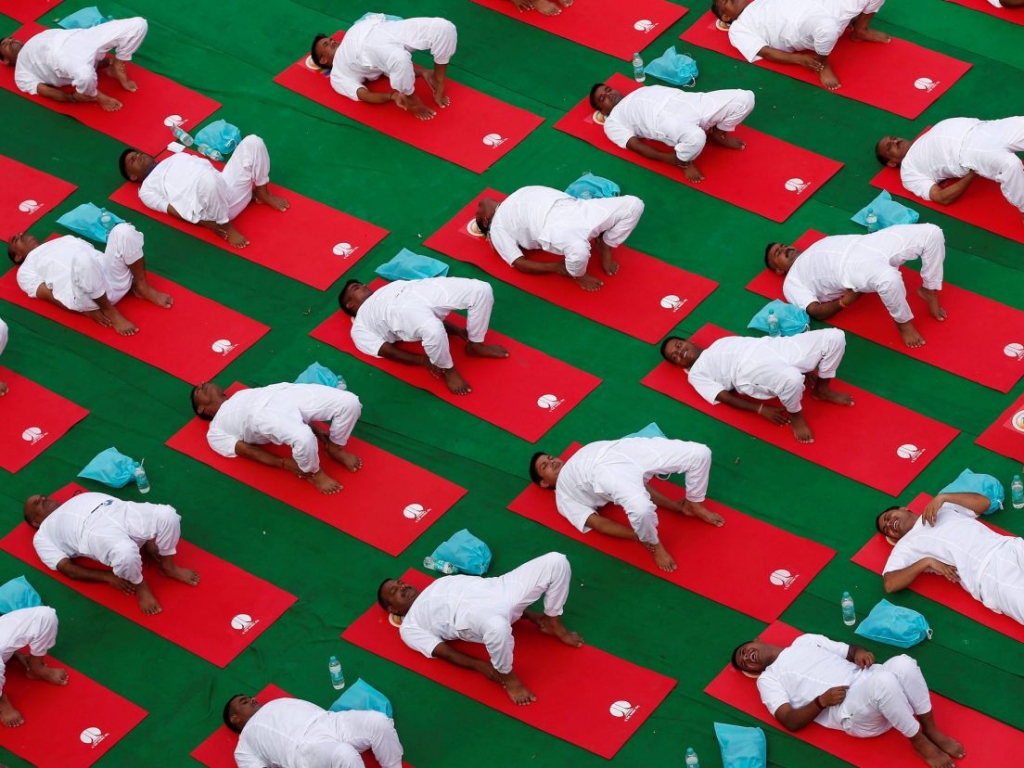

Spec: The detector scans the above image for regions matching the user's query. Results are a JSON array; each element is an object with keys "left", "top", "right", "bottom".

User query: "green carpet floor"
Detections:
[{"left": 1, "top": 1, "right": 1022, "bottom": 766}]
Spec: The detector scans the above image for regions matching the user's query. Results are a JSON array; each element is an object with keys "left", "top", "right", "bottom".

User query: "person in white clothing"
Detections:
[
  {"left": 732, "top": 634, "right": 963, "bottom": 768},
  {"left": 0, "top": 316, "right": 8, "bottom": 396},
  {"left": 340, "top": 277, "right": 508, "bottom": 395},
  {"left": 712, "top": 0, "right": 890, "bottom": 91},
  {"left": 1, "top": 17, "right": 148, "bottom": 111},
  {"left": 23, "top": 492, "right": 200, "bottom": 615},
  {"left": 474, "top": 186, "right": 645, "bottom": 291},
  {"left": 190, "top": 381, "right": 363, "bottom": 495},
  {"left": 225, "top": 695, "right": 404, "bottom": 768},
  {"left": 7, "top": 224, "right": 172, "bottom": 336},
  {"left": 877, "top": 491, "right": 1024, "bottom": 625},
  {"left": 118, "top": 134, "right": 289, "bottom": 249},
  {"left": 765, "top": 224, "right": 946, "bottom": 348},
  {"left": 529, "top": 438, "right": 723, "bottom": 573},
  {"left": 876, "top": 117, "right": 1024, "bottom": 220},
  {"left": 378, "top": 552, "right": 583, "bottom": 706},
  {"left": 661, "top": 328, "right": 853, "bottom": 443},
  {"left": 0, "top": 606, "right": 68, "bottom": 727},
  {"left": 311, "top": 14, "right": 457, "bottom": 120},
  {"left": 590, "top": 83, "right": 754, "bottom": 182}
]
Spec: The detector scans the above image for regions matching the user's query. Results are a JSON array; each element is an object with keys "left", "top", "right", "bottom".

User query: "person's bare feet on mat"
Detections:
[
  {"left": 135, "top": 581, "right": 162, "bottom": 615},
  {"left": 897, "top": 320, "right": 926, "bottom": 348},
  {"left": 441, "top": 368, "right": 473, "bottom": 395},
  {"left": 575, "top": 274, "right": 603, "bottom": 291},
  {"left": 132, "top": 281, "right": 174, "bottom": 308},
  {"left": 395, "top": 92, "right": 436, "bottom": 120},
  {"left": 22, "top": 654, "right": 68, "bottom": 686},
  {"left": 309, "top": 468, "right": 343, "bottom": 494},
  {"left": 503, "top": 676, "right": 537, "bottom": 705},
  {"left": 464, "top": 341, "right": 509, "bottom": 359},
  {"left": 0, "top": 694, "right": 24, "bottom": 727},
  {"left": 254, "top": 185, "right": 289, "bottom": 212},
  {"left": 108, "top": 58, "right": 138, "bottom": 92},
  {"left": 682, "top": 500, "right": 725, "bottom": 527},
  {"left": 423, "top": 69, "right": 450, "bottom": 109},
  {"left": 96, "top": 91, "right": 123, "bottom": 111},
  {"left": 526, "top": 610, "right": 584, "bottom": 647},
  {"left": 0, "top": 381, "right": 7, "bottom": 397},
  {"left": 647, "top": 541, "right": 678, "bottom": 572},
  {"left": 917, "top": 287, "right": 946, "bottom": 322},
  {"left": 326, "top": 442, "right": 362, "bottom": 472},
  {"left": 533, "top": 0, "right": 564, "bottom": 15}
]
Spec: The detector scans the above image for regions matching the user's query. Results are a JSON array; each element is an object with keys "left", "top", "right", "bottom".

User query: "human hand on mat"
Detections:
[
  {"left": 758, "top": 404, "right": 790, "bottom": 426},
  {"left": 105, "top": 573, "right": 137, "bottom": 595},
  {"left": 850, "top": 647, "right": 875, "bottom": 668},
  {"left": 925, "top": 559, "right": 960, "bottom": 584}
]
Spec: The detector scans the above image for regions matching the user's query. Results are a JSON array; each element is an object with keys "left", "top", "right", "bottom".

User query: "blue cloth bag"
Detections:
[
  {"left": 644, "top": 47, "right": 699, "bottom": 87},
  {"left": 432, "top": 529, "right": 492, "bottom": 576},
  {"left": 59, "top": 7, "right": 113, "bottom": 29},
  {"left": 356, "top": 12, "right": 404, "bottom": 23},
  {"left": 294, "top": 362, "right": 347, "bottom": 390},
  {"left": 714, "top": 722, "right": 767, "bottom": 768},
  {"left": 375, "top": 249, "right": 449, "bottom": 282},
  {"left": 0, "top": 576, "right": 43, "bottom": 614},
  {"left": 851, "top": 190, "right": 920, "bottom": 230},
  {"left": 564, "top": 172, "right": 620, "bottom": 200},
  {"left": 938, "top": 468, "right": 1004, "bottom": 515},
  {"left": 78, "top": 447, "right": 139, "bottom": 488},
  {"left": 329, "top": 678, "right": 394, "bottom": 717},
  {"left": 855, "top": 598, "right": 932, "bottom": 648},
  {"left": 622, "top": 422, "right": 667, "bottom": 439},
  {"left": 748, "top": 300, "right": 810, "bottom": 336},
  {"left": 194, "top": 120, "right": 242, "bottom": 156},
  {"left": 56, "top": 203, "right": 126, "bottom": 244}
]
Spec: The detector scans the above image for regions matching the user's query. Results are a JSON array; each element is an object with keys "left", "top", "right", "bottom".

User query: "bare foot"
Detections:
[
  {"left": 558, "top": 0, "right": 574, "bottom": 6},
  {"left": 0, "top": 381, "right": 7, "bottom": 396},
  {"left": 110, "top": 59, "right": 138, "bottom": 91},
  {"left": 105, "top": 308, "right": 138, "bottom": 336},
  {"left": 596, "top": 238, "right": 619, "bottom": 276},
  {"left": 325, "top": 442, "right": 362, "bottom": 471},
  {"left": 709, "top": 128, "right": 745, "bottom": 150},
  {"left": 527, "top": 611, "right": 584, "bottom": 647},
  {"left": 395, "top": 93, "right": 437, "bottom": 120},
  {"left": 910, "top": 731, "right": 956, "bottom": 768},
  {"left": 812, "top": 378, "right": 854, "bottom": 406},
  {"left": 0, "top": 695, "right": 24, "bottom": 727},
  {"left": 25, "top": 657, "right": 68, "bottom": 685},
  {"left": 924, "top": 728, "right": 964, "bottom": 760},
  {"left": 160, "top": 561, "right": 201, "bottom": 586},
  {"left": 917, "top": 287, "right": 946, "bottom": 321},
  {"left": 309, "top": 468, "right": 343, "bottom": 494},
  {"left": 442, "top": 368, "right": 472, "bottom": 395},
  {"left": 85, "top": 309, "right": 113, "bottom": 328},
  {"left": 534, "top": 0, "right": 563, "bottom": 14},
  {"left": 575, "top": 274, "right": 603, "bottom": 291},
  {"left": 682, "top": 500, "right": 725, "bottom": 527},
  {"left": 223, "top": 225, "right": 250, "bottom": 249},
  {"left": 789, "top": 412, "right": 815, "bottom": 443},
  {"left": 897, "top": 320, "right": 926, "bottom": 348},
  {"left": 254, "top": 187, "right": 289, "bottom": 211},
  {"left": 422, "top": 70, "right": 450, "bottom": 108},
  {"left": 135, "top": 582, "right": 162, "bottom": 615},
  {"left": 464, "top": 341, "right": 509, "bottom": 358},
  {"left": 96, "top": 92, "right": 123, "bottom": 111},
  {"left": 682, "top": 162, "right": 705, "bottom": 183},
  {"left": 850, "top": 28, "right": 891, "bottom": 44},
  {"left": 648, "top": 542, "right": 678, "bottom": 572},
  {"left": 818, "top": 64, "right": 841, "bottom": 90},
  {"left": 132, "top": 282, "right": 174, "bottom": 308}
]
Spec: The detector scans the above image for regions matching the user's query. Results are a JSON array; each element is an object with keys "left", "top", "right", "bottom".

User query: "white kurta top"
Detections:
[
  {"left": 899, "top": 118, "right": 981, "bottom": 200},
  {"left": 604, "top": 86, "right": 746, "bottom": 148},
  {"left": 207, "top": 384, "right": 311, "bottom": 457},
  {"left": 0, "top": 607, "right": 59, "bottom": 692},
  {"left": 0, "top": 316, "right": 8, "bottom": 357},
  {"left": 139, "top": 153, "right": 228, "bottom": 224},
  {"left": 728, "top": 0, "right": 845, "bottom": 61},
  {"left": 757, "top": 634, "right": 856, "bottom": 730}
]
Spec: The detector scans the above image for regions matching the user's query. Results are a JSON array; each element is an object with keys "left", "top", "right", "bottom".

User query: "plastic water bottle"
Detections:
[
  {"left": 1011, "top": 474, "right": 1024, "bottom": 510},
  {"left": 632, "top": 52, "right": 646, "bottom": 83},
  {"left": 133, "top": 461, "right": 151, "bottom": 494},
  {"left": 196, "top": 143, "right": 224, "bottom": 162},
  {"left": 865, "top": 208, "right": 878, "bottom": 233},
  {"left": 685, "top": 747, "right": 700, "bottom": 768},
  {"left": 841, "top": 591, "right": 856, "bottom": 626},
  {"left": 767, "top": 308, "right": 781, "bottom": 338},
  {"left": 99, "top": 210, "right": 114, "bottom": 233},
  {"left": 423, "top": 556, "right": 458, "bottom": 575},
  {"left": 170, "top": 125, "right": 194, "bottom": 146},
  {"left": 328, "top": 655, "right": 345, "bottom": 690}
]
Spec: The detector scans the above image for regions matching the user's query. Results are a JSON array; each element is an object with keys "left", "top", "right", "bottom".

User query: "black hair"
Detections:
[
  {"left": 7, "top": 241, "right": 18, "bottom": 265},
  {"left": 191, "top": 384, "right": 212, "bottom": 421},
  {"left": 528, "top": 452, "right": 547, "bottom": 485},
  {"left": 310, "top": 34, "right": 331, "bottom": 68},
  {"left": 223, "top": 694, "right": 245, "bottom": 733},
  {"left": 476, "top": 212, "right": 491, "bottom": 236},
  {"left": 659, "top": 336, "right": 683, "bottom": 362},
  {"left": 338, "top": 279, "right": 361, "bottom": 316},
  {"left": 876, "top": 505, "right": 900, "bottom": 535},
  {"left": 874, "top": 140, "right": 889, "bottom": 167},
  {"left": 118, "top": 148, "right": 135, "bottom": 182},
  {"left": 764, "top": 243, "right": 779, "bottom": 270},
  {"left": 711, "top": 0, "right": 727, "bottom": 21},
  {"left": 730, "top": 642, "right": 751, "bottom": 670},
  {"left": 588, "top": 83, "right": 605, "bottom": 111},
  {"left": 377, "top": 578, "right": 393, "bottom": 611}
]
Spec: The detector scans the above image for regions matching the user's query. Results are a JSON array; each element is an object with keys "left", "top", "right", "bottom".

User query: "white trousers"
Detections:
[
  {"left": 851, "top": 223, "right": 944, "bottom": 324},
  {"left": 411, "top": 278, "right": 495, "bottom": 369},
  {"left": 66, "top": 17, "right": 148, "bottom": 96},
  {"left": 221, "top": 135, "right": 272, "bottom": 223},
  {"left": 0, "top": 317, "right": 8, "bottom": 357},
  {"left": 298, "top": 710, "right": 404, "bottom": 768},
  {"left": 963, "top": 117, "right": 1024, "bottom": 212},
  {"left": 839, "top": 655, "right": 931, "bottom": 739},
  {"left": 264, "top": 387, "right": 362, "bottom": 474},
  {"left": 553, "top": 195, "right": 645, "bottom": 277},
  {"left": 372, "top": 18, "right": 458, "bottom": 95},
  {"left": 61, "top": 225, "right": 142, "bottom": 311},
  {"left": 84, "top": 502, "right": 181, "bottom": 584},
  {"left": 772, "top": 328, "right": 847, "bottom": 412},
  {"left": 671, "top": 89, "right": 755, "bottom": 162},
  {"left": 0, "top": 607, "right": 59, "bottom": 693}
]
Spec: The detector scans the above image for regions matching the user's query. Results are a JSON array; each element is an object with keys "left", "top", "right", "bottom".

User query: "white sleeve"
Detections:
[
  {"left": 14, "top": 64, "right": 42, "bottom": 95},
  {"left": 70, "top": 63, "right": 99, "bottom": 97},
  {"left": 138, "top": 180, "right": 170, "bottom": 215},
  {"left": 882, "top": 541, "right": 916, "bottom": 575},
  {"left": 729, "top": 26, "right": 768, "bottom": 63},
  {"left": 561, "top": 240, "right": 591, "bottom": 278},
  {"left": 757, "top": 672, "right": 792, "bottom": 717},
  {"left": 330, "top": 66, "right": 364, "bottom": 101},
  {"left": 810, "top": 19, "right": 842, "bottom": 56},
  {"left": 603, "top": 118, "right": 634, "bottom": 149},
  {"left": 351, "top": 321, "right": 387, "bottom": 358},
  {"left": 806, "top": 633, "right": 850, "bottom": 658},
  {"left": 782, "top": 275, "right": 818, "bottom": 310},
  {"left": 32, "top": 531, "right": 70, "bottom": 571},
  {"left": 382, "top": 49, "right": 415, "bottom": 96},
  {"left": 399, "top": 620, "right": 445, "bottom": 659},
  {"left": 206, "top": 425, "right": 240, "bottom": 458},
  {"left": 233, "top": 735, "right": 265, "bottom": 768},
  {"left": 488, "top": 226, "right": 524, "bottom": 267},
  {"left": 688, "top": 368, "right": 726, "bottom": 406},
  {"left": 900, "top": 164, "right": 937, "bottom": 201}
]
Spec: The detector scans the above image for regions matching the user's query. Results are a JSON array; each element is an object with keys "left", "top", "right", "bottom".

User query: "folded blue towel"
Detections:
[
  {"left": 57, "top": 203, "right": 126, "bottom": 244},
  {"left": 851, "top": 190, "right": 919, "bottom": 230},
  {"left": 375, "top": 249, "right": 449, "bottom": 281},
  {"left": 329, "top": 678, "right": 394, "bottom": 717}
]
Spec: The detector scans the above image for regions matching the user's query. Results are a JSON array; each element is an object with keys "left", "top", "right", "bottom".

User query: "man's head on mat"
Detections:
[
  {"left": 730, "top": 641, "right": 778, "bottom": 675},
  {"left": 875, "top": 136, "right": 912, "bottom": 168},
  {"left": 711, "top": 0, "right": 751, "bottom": 24},
  {"left": 310, "top": 34, "right": 340, "bottom": 69},
  {"left": 0, "top": 37, "right": 24, "bottom": 66},
  {"left": 377, "top": 578, "right": 419, "bottom": 616},
  {"left": 590, "top": 84, "right": 625, "bottom": 116},
  {"left": 876, "top": 505, "right": 914, "bottom": 541},
  {"left": 6, "top": 232, "right": 40, "bottom": 265},
  {"left": 22, "top": 495, "right": 61, "bottom": 529},
  {"left": 475, "top": 198, "right": 500, "bottom": 236},
  {"left": 119, "top": 148, "right": 157, "bottom": 183},
  {"left": 339, "top": 279, "right": 373, "bottom": 317},
  {"left": 764, "top": 243, "right": 800, "bottom": 275},
  {"left": 191, "top": 381, "right": 228, "bottom": 421},
  {"left": 660, "top": 336, "right": 703, "bottom": 368},
  {"left": 223, "top": 694, "right": 261, "bottom": 733},
  {"left": 529, "top": 452, "right": 564, "bottom": 489}
]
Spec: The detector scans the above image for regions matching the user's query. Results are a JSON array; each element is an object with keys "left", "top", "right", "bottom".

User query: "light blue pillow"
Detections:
[
  {"left": 78, "top": 447, "right": 139, "bottom": 488},
  {"left": 714, "top": 722, "right": 766, "bottom": 768},
  {"left": 433, "top": 529, "right": 492, "bottom": 576},
  {"left": 57, "top": 203, "right": 126, "bottom": 244},
  {"left": 938, "top": 468, "right": 1004, "bottom": 515},
  {"left": 294, "top": 362, "right": 346, "bottom": 390},
  {"left": 0, "top": 576, "right": 43, "bottom": 614},
  {"left": 644, "top": 47, "right": 699, "bottom": 87},
  {"left": 329, "top": 678, "right": 394, "bottom": 717},
  {"left": 375, "top": 249, "right": 449, "bottom": 281},
  {"left": 59, "top": 7, "right": 113, "bottom": 29},
  {"left": 747, "top": 300, "right": 809, "bottom": 336},
  {"left": 564, "top": 172, "right": 620, "bottom": 200},
  {"left": 855, "top": 598, "right": 932, "bottom": 648},
  {"left": 851, "top": 190, "right": 920, "bottom": 230},
  {"left": 622, "top": 423, "right": 667, "bottom": 439},
  {"left": 194, "top": 120, "right": 242, "bottom": 156}
]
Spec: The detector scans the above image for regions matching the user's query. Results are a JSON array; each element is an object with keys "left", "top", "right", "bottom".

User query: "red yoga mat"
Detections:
[
  {"left": 509, "top": 443, "right": 834, "bottom": 622},
  {"left": 0, "top": 0, "right": 56, "bottom": 23},
  {"left": 0, "top": 654, "right": 147, "bottom": 768},
  {"left": 191, "top": 684, "right": 413, "bottom": 768},
  {"left": 166, "top": 384, "right": 467, "bottom": 556},
  {"left": 976, "top": 390, "right": 1024, "bottom": 463},
  {"left": 680, "top": 13, "right": 971, "bottom": 119},
  {"left": 705, "top": 620, "right": 1024, "bottom": 766},
  {"left": 871, "top": 159, "right": 1024, "bottom": 246},
  {"left": 424, "top": 190, "right": 718, "bottom": 343},
  {"left": 554, "top": 74, "right": 842, "bottom": 223},
  {"left": 344, "top": 568, "right": 676, "bottom": 759},
  {"left": 747, "top": 230, "right": 1024, "bottom": 393},
  {"left": 0, "top": 155, "right": 76, "bottom": 239},
  {"left": 310, "top": 286, "right": 602, "bottom": 442},
  {"left": 0, "top": 266, "right": 269, "bottom": 383},
  {"left": 0, "top": 367, "right": 88, "bottom": 473},
  {"left": 0, "top": 23, "right": 221, "bottom": 155},
  {"left": 852, "top": 492, "right": 1024, "bottom": 642},
  {"left": 0, "top": 483, "right": 298, "bottom": 667},
  {"left": 641, "top": 324, "right": 959, "bottom": 495},
  {"left": 944, "top": 0, "right": 1024, "bottom": 25},
  {"left": 273, "top": 31, "right": 544, "bottom": 174},
  {"left": 109, "top": 153, "right": 389, "bottom": 290},
  {"left": 469, "top": 0, "right": 689, "bottom": 60}
]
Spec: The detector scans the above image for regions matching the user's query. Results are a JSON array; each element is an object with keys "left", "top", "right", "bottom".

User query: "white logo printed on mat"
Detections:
[
  {"left": 403, "top": 503, "right": 430, "bottom": 522},
  {"left": 634, "top": 20, "right": 658, "bottom": 34},
  {"left": 231, "top": 614, "right": 260, "bottom": 633},
  {"left": 913, "top": 78, "right": 939, "bottom": 92},
  {"left": 1003, "top": 343, "right": 1024, "bottom": 361},
  {"left": 466, "top": 219, "right": 485, "bottom": 238},
  {"left": 784, "top": 178, "right": 810, "bottom": 194},
  {"left": 21, "top": 427, "right": 47, "bottom": 444},
  {"left": 18, "top": 199, "right": 42, "bottom": 214},
  {"left": 896, "top": 444, "right": 924, "bottom": 462},
  {"left": 211, "top": 339, "right": 237, "bottom": 356},
  {"left": 163, "top": 114, "right": 184, "bottom": 127},
  {"left": 482, "top": 133, "right": 507, "bottom": 148},
  {"left": 609, "top": 700, "right": 640, "bottom": 720},
  {"left": 80, "top": 727, "right": 109, "bottom": 748},
  {"left": 537, "top": 394, "right": 564, "bottom": 411},
  {"left": 332, "top": 242, "right": 357, "bottom": 258},
  {"left": 660, "top": 295, "right": 688, "bottom": 312},
  {"left": 770, "top": 569, "right": 798, "bottom": 589},
  {"left": 1010, "top": 410, "right": 1024, "bottom": 433}
]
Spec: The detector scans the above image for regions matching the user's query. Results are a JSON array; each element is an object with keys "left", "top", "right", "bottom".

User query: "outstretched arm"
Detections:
[
  {"left": 625, "top": 137, "right": 689, "bottom": 169},
  {"left": 431, "top": 642, "right": 501, "bottom": 682},
  {"left": 56, "top": 558, "right": 135, "bottom": 593},
  {"left": 928, "top": 172, "right": 977, "bottom": 205},
  {"left": 584, "top": 513, "right": 639, "bottom": 540},
  {"left": 377, "top": 342, "right": 430, "bottom": 367},
  {"left": 35, "top": 84, "right": 94, "bottom": 104},
  {"left": 883, "top": 557, "right": 959, "bottom": 593},
  {"left": 234, "top": 441, "right": 304, "bottom": 474},
  {"left": 756, "top": 47, "right": 825, "bottom": 73},
  {"left": 715, "top": 389, "right": 790, "bottom": 425}
]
